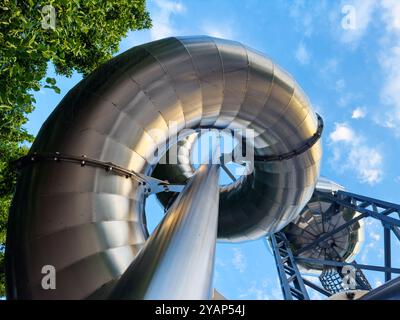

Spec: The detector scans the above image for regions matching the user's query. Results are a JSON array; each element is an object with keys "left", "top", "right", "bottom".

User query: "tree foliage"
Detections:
[{"left": 0, "top": 0, "right": 151, "bottom": 297}]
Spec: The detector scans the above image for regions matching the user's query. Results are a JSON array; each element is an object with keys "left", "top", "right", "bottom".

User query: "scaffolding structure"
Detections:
[{"left": 269, "top": 190, "right": 400, "bottom": 299}]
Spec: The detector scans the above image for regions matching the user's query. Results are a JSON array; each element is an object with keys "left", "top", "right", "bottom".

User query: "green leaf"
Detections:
[
  {"left": 52, "top": 86, "right": 61, "bottom": 94},
  {"left": 45, "top": 77, "right": 56, "bottom": 85},
  {"left": 0, "top": 0, "right": 152, "bottom": 295}
]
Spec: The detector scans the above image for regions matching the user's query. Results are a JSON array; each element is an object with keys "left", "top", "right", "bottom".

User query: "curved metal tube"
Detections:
[{"left": 6, "top": 36, "right": 321, "bottom": 299}]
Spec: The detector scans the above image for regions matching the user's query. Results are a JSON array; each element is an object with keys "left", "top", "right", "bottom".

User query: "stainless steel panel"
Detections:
[{"left": 178, "top": 36, "right": 224, "bottom": 126}]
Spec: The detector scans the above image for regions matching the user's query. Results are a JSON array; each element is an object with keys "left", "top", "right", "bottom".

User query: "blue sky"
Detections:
[{"left": 25, "top": 0, "right": 400, "bottom": 299}]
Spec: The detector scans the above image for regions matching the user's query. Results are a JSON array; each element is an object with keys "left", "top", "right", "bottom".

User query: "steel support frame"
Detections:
[
  {"left": 269, "top": 232, "right": 310, "bottom": 300},
  {"left": 294, "top": 257, "right": 400, "bottom": 274},
  {"left": 292, "top": 190, "right": 400, "bottom": 296}
]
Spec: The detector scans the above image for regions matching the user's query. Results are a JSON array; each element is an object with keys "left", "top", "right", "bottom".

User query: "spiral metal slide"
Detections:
[
  {"left": 284, "top": 177, "right": 364, "bottom": 273},
  {"left": 5, "top": 36, "right": 323, "bottom": 299}
]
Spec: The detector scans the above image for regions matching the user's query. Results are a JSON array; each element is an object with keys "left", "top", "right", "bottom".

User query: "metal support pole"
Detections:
[
  {"left": 110, "top": 163, "right": 220, "bottom": 299},
  {"left": 384, "top": 226, "right": 392, "bottom": 282},
  {"left": 269, "top": 232, "right": 310, "bottom": 300},
  {"left": 302, "top": 278, "right": 331, "bottom": 297},
  {"left": 392, "top": 226, "right": 400, "bottom": 242}
]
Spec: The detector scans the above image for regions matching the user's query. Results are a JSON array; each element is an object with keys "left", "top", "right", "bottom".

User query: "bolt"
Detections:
[{"left": 346, "top": 292, "right": 355, "bottom": 300}]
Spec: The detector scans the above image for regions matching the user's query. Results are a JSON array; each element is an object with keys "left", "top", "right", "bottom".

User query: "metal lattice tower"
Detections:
[
  {"left": 269, "top": 189, "right": 400, "bottom": 300},
  {"left": 269, "top": 233, "right": 309, "bottom": 300}
]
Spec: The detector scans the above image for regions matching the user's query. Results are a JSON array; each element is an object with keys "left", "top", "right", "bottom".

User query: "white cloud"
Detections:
[
  {"left": 329, "top": 123, "right": 383, "bottom": 185},
  {"left": 381, "top": 0, "right": 400, "bottom": 31},
  {"left": 360, "top": 242, "right": 375, "bottom": 263},
  {"left": 374, "top": 279, "right": 383, "bottom": 288},
  {"left": 327, "top": 1, "right": 400, "bottom": 137},
  {"left": 200, "top": 22, "right": 234, "bottom": 39},
  {"left": 372, "top": 1, "right": 400, "bottom": 137},
  {"left": 329, "top": 123, "right": 355, "bottom": 143},
  {"left": 319, "top": 58, "right": 339, "bottom": 80},
  {"left": 303, "top": 274, "right": 325, "bottom": 298},
  {"left": 303, "top": 275, "right": 320, "bottom": 284},
  {"left": 271, "top": 277, "right": 283, "bottom": 300},
  {"left": 295, "top": 42, "right": 311, "bottom": 65},
  {"left": 366, "top": 217, "right": 379, "bottom": 227},
  {"left": 337, "top": 92, "right": 361, "bottom": 108},
  {"left": 349, "top": 146, "right": 383, "bottom": 184},
  {"left": 309, "top": 290, "right": 323, "bottom": 300},
  {"left": 288, "top": 0, "right": 377, "bottom": 45},
  {"left": 369, "top": 230, "right": 380, "bottom": 241},
  {"left": 288, "top": 0, "right": 329, "bottom": 37},
  {"left": 232, "top": 248, "right": 247, "bottom": 273},
  {"left": 378, "top": 248, "right": 384, "bottom": 259},
  {"left": 335, "top": 79, "right": 346, "bottom": 91},
  {"left": 360, "top": 218, "right": 382, "bottom": 263},
  {"left": 239, "top": 281, "right": 270, "bottom": 300},
  {"left": 352, "top": 107, "right": 366, "bottom": 119},
  {"left": 377, "top": 46, "right": 400, "bottom": 136},
  {"left": 150, "top": 0, "right": 186, "bottom": 40},
  {"left": 287, "top": 0, "right": 400, "bottom": 133}
]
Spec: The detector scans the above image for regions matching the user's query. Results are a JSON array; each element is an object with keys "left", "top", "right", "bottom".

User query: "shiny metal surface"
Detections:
[
  {"left": 6, "top": 36, "right": 321, "bottom": 299},
  {"left": 110, "top": 164, "right": 220, "bottom": 299},
  {"left": 150, "top": 37, "right": 322, "bottom": 242},
  {"left": 283, "top": 178, "right": 364, "bottom": 272}
]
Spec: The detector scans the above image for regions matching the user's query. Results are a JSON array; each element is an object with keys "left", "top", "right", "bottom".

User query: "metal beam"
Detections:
[
  {"left": 368, "top": 211, "right": 400, "bottom": 228},
  {"left": 336, "top": 190, "right": 400, "bottom": 212},
  {"left": 269, "top": 232, "right": 310, "bottom": 300},
  {"left": 269, "top": 235, "right": 292, "bottom": 300},
  {"left": 381, "top": 208, "right": 396, "bottom": 216},
  {"left": 321, "top": 197, "right": 400, "bottom": 228},
  {"left": 295, "top": 257, "right": 400, "bottom": 274},
  {"left": 391, "top": 226, "right": 400, "bottom": 242},
  {"left": 303, "top": 278, "right": 331, "bottom": 297},
  {"left": 315, "top": 190, "right": 400, "bottom": 227},
  {"left": 384, "top": 226, "right": 392, "bottom": 282}
]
